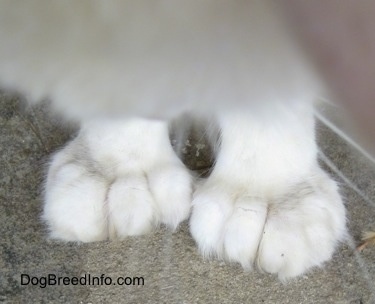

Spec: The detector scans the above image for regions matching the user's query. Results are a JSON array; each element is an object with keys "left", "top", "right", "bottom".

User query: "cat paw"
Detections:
[
  {"left": 190, "top": 170, "right": 346, "bottom": 280},
  {"left": 43, "top": 118, "right": 192, "bottom": 242}
]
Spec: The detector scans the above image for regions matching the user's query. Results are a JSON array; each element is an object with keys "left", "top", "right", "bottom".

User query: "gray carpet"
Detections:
[{"left": 1, "top": 93, "right": 375, "bottom": 303}]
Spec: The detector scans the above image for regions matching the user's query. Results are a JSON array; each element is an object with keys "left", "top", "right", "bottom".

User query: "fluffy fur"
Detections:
[
  {"left": 0, "top": 0, "right": 346, "bottom": 279},
  {"left": 0, "top": 0, "right": 317, "bottom": 119}
]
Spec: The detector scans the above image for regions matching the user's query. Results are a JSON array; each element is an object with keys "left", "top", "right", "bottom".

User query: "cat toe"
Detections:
[
  {"left": 43, "top": 161, "right": 109, "bottom": 242},
  {"left": 190, "top": 186, "right": 268, "bottom": 269},
  {"left": 257, "top": 172, "right": 346, "bottom": 280}
]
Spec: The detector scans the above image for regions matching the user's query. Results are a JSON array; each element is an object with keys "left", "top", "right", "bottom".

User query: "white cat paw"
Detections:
[
  {"left": 43, "top": 118, "right": 192, "bottom": 242},
  {"left": 190, "top": 170, "right": 346, "bottom": 280}
]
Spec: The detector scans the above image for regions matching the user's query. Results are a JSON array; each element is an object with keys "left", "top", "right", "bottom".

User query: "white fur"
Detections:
[
  {"left": 190, "top": 102, "right": 347, "bottom": 280},
  {"left": 0, "top": 0, "right": 317, "bottom": 120},
  {"left": 43, "top": 118, "right": 192, "bottom": 241},
  {"left": 0, "top": 1, "right": 347, "bottom": 279}
]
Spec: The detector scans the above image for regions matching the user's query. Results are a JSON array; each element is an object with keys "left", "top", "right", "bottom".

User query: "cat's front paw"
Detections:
[
  {"left": 43, "top": 119, "right": 192, "bottom": 242},
  {"left": 190, "top": 170, "right": 346, "bottom": 280}
]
